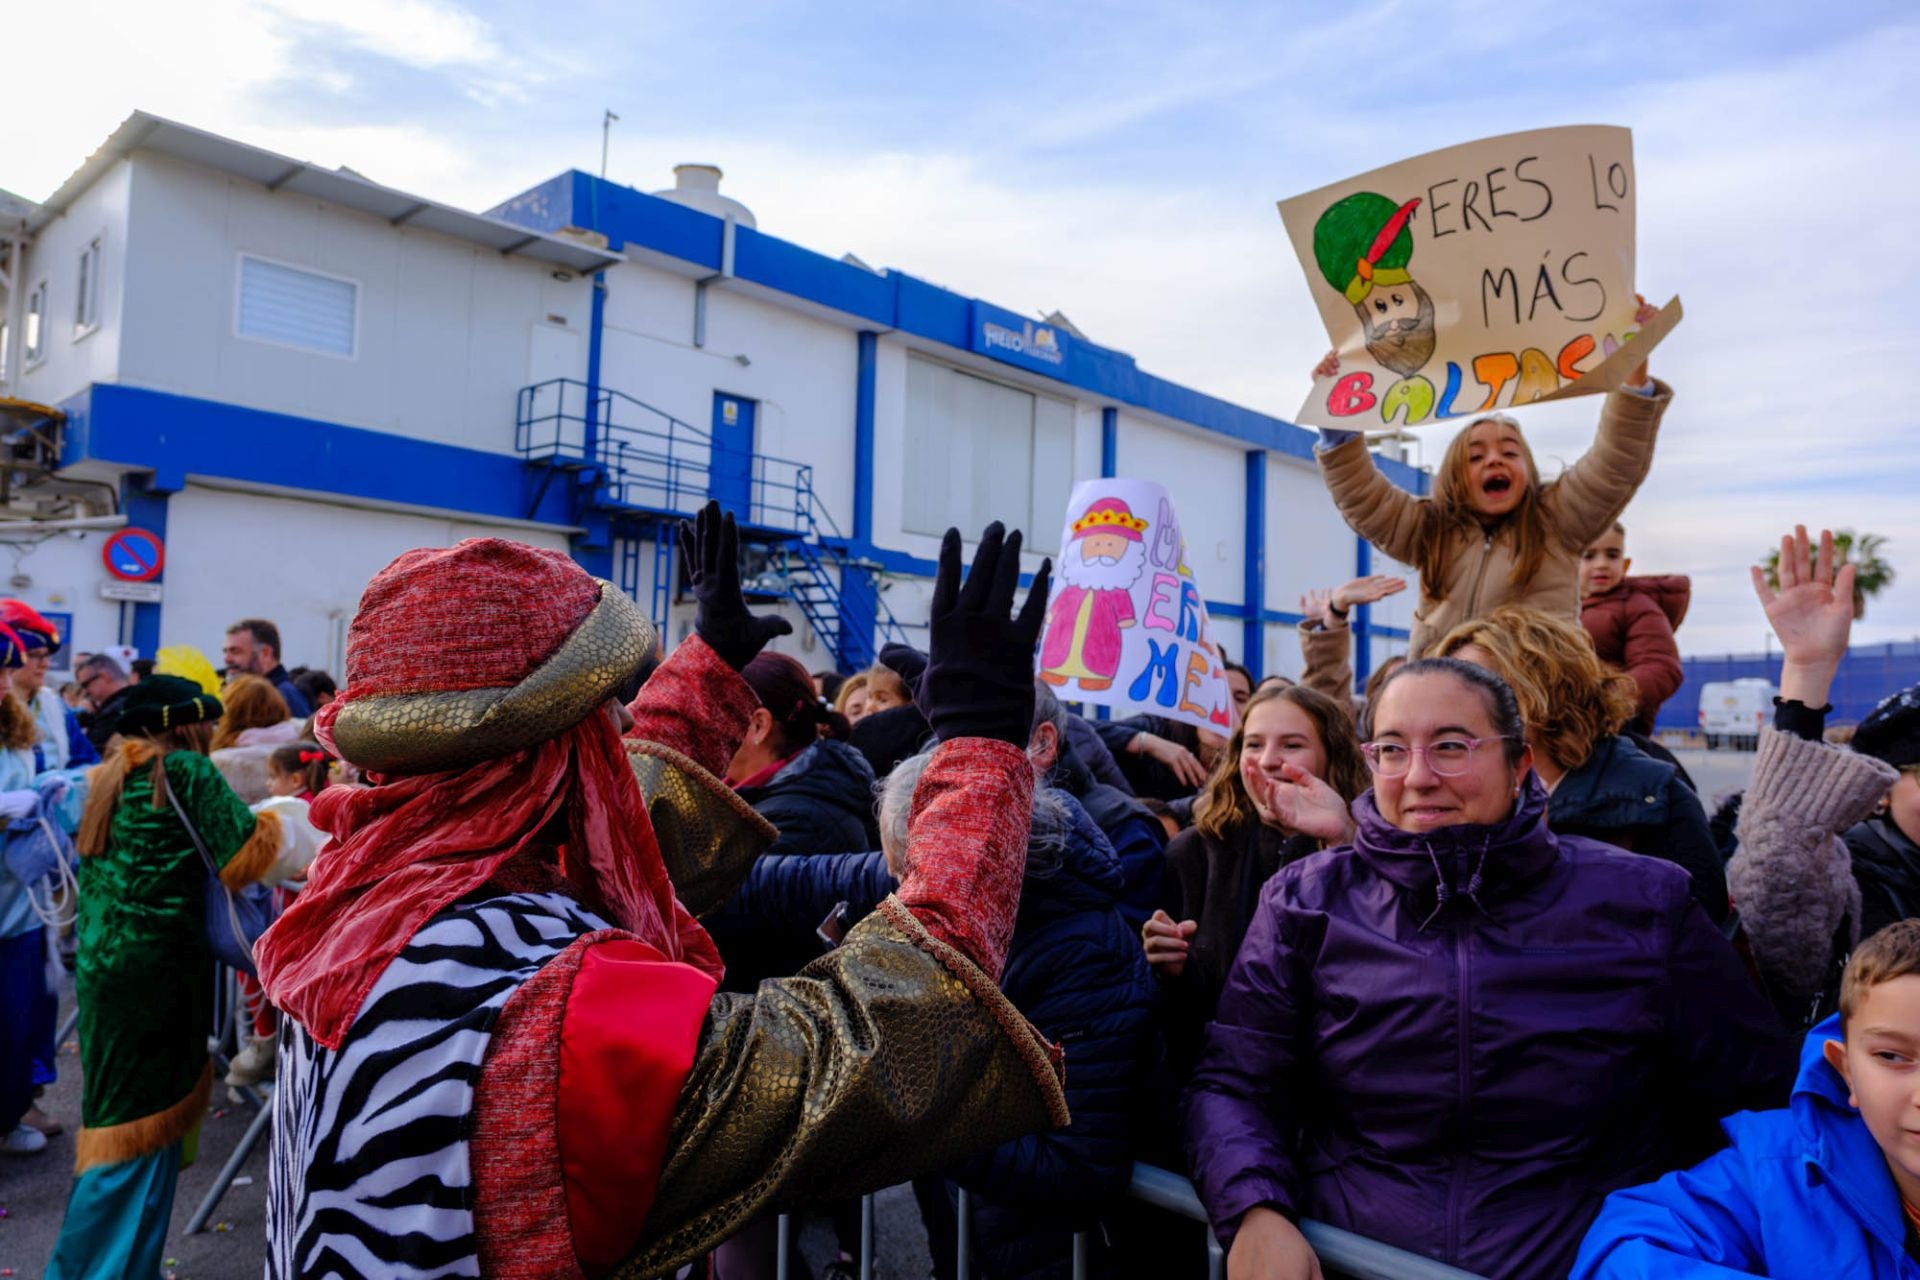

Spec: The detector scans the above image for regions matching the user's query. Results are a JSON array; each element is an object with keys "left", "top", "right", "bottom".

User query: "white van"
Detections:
[{"left": 1698, "top": 678, "right": 1775, "bottom": 750}]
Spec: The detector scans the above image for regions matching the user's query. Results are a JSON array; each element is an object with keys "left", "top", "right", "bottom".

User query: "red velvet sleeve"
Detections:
[
  {"left": 625, "top": 635, "right": 759, "bottom": 778},
  {"left": 892, "top": 738, "right": 1034, "bottom": 980}
]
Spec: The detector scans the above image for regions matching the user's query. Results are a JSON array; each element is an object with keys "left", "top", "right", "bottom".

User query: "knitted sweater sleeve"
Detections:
[{"left": 1727, "top": 726, "right": 1897, "bottom": 1016}]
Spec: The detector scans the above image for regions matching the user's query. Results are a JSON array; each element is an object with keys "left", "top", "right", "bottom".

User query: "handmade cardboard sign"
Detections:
[
  {"left": 1036, "top": 478, "right": 1235, "bottom": 733},
  {"left": 1278, "top": 125, "right": 1682, "bottom": 431}
]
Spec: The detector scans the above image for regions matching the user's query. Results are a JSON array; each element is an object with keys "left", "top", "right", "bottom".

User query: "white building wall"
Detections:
[
  {"left": 3, "top": 529, "right": 138, "bottom": 683},
  {"left": 594, "top": 266, "right": 862, "bottom": 534},
  {"left": 1113, "top": 410, "right": 1247, "bottom": 609},
  {"left": 161, "top": 485, "right": 570, "bottom": 676},
  {"left": 11, "top": 160, "right": 131, "bottom": 406},
  {"left": 113, "top": 153, "right": 590, "bottom": 456}
]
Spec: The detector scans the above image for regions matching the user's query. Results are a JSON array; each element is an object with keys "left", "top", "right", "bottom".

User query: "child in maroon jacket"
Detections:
[{"left": 1580, "top": 521, "right": 1689, "bottom": 733}]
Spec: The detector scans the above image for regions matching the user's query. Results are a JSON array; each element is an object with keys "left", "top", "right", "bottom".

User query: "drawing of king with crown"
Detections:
[{"left": 1038, "top": 496, "right": 1149, "bottom": 693}]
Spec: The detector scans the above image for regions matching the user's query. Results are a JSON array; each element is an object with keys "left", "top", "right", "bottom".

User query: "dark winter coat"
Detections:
[
  {"left": 700, "top": 848, "right": 894, "bottom": 990},
  {"left": 1581, "top": 575, "right": 1688, "bottom": 732},
  {"left": 1158, "top": 820, "right": 1317, "bottom": 1081},
  {"left": 1094, "top": 715, "right": 1201, "bottom": 803},
  {"left": 1845, "top": 814, "right": 1920, "bottom": 942},
  {"left": 849, "top": 704, "right": 935, "bottom": 780},
  {"left": 1050, "top": 736, "right": 1167, "bottom": 928},
  {"left": 1549, "top": 733, "right": 1729, "bottom": 924},
  {"left": 949, "top": 794, "right": 1158, "bottom": 1280},
  {"left": 1183, "top": 778, "right": 1792, "bottom": 1280},
  {"left": 1063, "top": 714, "right": 1133, "bottom": 794},
  {"left": 737, "top": 739, "right": 878, "bottom": 856}
]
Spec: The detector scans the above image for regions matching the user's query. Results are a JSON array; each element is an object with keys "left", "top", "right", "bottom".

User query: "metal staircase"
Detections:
[{"left": 517, "top": 378, "right": 911, "bottom": 671}]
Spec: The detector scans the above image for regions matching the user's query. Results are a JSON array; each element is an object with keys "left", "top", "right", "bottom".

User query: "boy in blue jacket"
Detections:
[{"left": 1574, "top": 919, "right": 1920, "bottom": 1278}]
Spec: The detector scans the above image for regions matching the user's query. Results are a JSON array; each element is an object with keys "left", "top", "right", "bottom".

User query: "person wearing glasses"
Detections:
[
  {"left": 1182, "top": 656, "right": 1790, "bottom": 1280},
  {"left": 74, "top": 654, "right": 131, "bottom": 754}
]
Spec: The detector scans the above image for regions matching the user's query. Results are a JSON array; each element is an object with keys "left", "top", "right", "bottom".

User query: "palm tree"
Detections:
[{"left": 1762, "top": 530, "right": 1896, "bottom": 620}]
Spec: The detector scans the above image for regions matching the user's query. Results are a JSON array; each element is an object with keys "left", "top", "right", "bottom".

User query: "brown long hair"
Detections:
[
  {"left": 210, "top": 674, "right": 290, "bottom": 751},
  {"left": 76, "top": 722, "right": 218, "bottom": 856},
  {"left": 1420, "top": 416, "right": 1553, "bottom": 603},
  {"left": 1434, "top": 605, "right": 1638, "bottom": 772},
  {"left": 0, "top": 690, "right": 38, "bottom": 751},
  {"left": 1193, "top": 683, "right": 1368, "bottom": 843}
]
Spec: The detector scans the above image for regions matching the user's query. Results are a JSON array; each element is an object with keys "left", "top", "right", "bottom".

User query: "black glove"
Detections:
[
  {"left": 917, "top": 522, "right": 1053, "bottom": 746},
  {"left": 679, "top": 500, "right": 793, "bottom": 671}
]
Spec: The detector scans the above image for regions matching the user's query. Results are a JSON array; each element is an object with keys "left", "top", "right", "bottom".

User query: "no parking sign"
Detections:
[{"left": 103, "top": 528, "right": 165, "bottom": 582}]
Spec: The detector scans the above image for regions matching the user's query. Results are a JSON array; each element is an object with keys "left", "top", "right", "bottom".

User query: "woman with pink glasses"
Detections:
[{"left": 1182, "top": 656, "right": 1788, "bottom": 1280}]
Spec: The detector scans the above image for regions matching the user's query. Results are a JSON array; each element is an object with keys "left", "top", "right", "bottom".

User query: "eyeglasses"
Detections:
[{"left": 1361, "top": 736, "right": 1513, "bottom": 777}]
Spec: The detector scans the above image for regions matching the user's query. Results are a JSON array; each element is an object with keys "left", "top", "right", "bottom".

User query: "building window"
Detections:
[
  {"left": 902, "top": 356, "right": 1074, "bottom": 553},
  {"left": 236, "top": 254, "right": 357, "bottom": 357},
  {"left": 23, "top": 281, "right": 47, "bottom": 366},
  {"left": 75, "top": 236, "right": 103, "bottom": 336}
]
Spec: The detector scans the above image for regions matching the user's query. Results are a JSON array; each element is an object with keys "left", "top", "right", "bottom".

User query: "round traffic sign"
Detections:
[{"left": 103, "top": 528, "right": 166, "bottom": 582}]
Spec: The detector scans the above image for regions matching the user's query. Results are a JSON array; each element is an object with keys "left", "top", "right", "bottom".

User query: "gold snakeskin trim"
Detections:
[
  {"left": 874, "top": 896, "right": 1071, "bottom": 1127},
  {"left": 616, "top": 895, "right": 1070, "bottom": 1278},
  {"left": 328, "top": 582, "right": 656, "bottom": 774},
  {"left": 625, "top": 740, "right": 777, "bottom": 919}
]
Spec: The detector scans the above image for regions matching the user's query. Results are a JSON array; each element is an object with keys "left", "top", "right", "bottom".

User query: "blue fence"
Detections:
[{"left": 1658, "top": 640, "right": 1920, "bottom": 731}]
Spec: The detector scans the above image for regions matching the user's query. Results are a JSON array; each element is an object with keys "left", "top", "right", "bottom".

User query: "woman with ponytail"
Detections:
[
  {"left": 47, "top": 676, "right": 285, "bottom": 1279},
  {"left": 728, "top": 651, "right": 878, "bottom": 855}
]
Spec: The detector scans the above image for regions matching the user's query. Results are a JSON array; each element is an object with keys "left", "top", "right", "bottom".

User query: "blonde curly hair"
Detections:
[{"left": 1434, "top": 605, "right": 1638, "bottom": 773}]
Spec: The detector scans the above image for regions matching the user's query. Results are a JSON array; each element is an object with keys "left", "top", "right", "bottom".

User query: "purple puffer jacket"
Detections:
[{"left": 1182, "top": 777, "right": 1791, "bottom": 1280}]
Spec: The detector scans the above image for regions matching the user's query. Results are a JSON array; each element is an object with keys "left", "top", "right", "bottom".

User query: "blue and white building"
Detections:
[{"left": 0, "top": 112, "right": 1426, "bottom": 683}]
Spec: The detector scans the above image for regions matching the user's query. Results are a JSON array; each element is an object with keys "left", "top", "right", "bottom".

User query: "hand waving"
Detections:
[
  {"left": 1752, "top": 525, "right": 1855, "bottom": 706},
  {"left": 679, "top": 500, "right": 793, "bottom": 671},
  {"left": 918, "top": 523, "right": 1053, "bottom": 745},
  {"left": 1247, "top": 761, "right": 1354, "bottom": 844},
  {"left": 1332, "top": 574, "right": 1408, "bottom": 614}
]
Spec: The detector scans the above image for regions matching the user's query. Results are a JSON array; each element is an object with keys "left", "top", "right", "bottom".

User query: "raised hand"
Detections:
[
  {"left": 1247, "top": 761, "right": 1354, "bottom": 844},
  {"left": 1331, "top": 574, "right": 1408, "bottom": 615},
  {"left": 1628, "top": 293, "right": 1658, "bottom": 386},
  {"left": 679, "top": 500, "right": 793, "bottom": 671},
  {"left": 918, "top": 523, "right": 1053, "bottom": 745},
  {"left": 1299, "top": 588, "right": 1332, "bottom": 629},
  {"left": 1134, "top": 733, "right": 1210, "bottom": 789},
  {"left": 1751, "top": 525, "right": 1856, "bottom": 707},
  {"left": 1313, "top": 349, "right": 1339, "bottom": 380},
  {"left": 1142, "top": 909, "right": 1197, "bottom": 978}
]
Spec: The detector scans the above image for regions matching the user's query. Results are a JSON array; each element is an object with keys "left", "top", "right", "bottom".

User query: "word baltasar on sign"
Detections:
[{"left": 1278, "top": 125, "right": 1681, "bottom": 431}]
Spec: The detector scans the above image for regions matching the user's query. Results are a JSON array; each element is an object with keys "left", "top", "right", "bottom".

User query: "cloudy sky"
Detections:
[{"left": 11, "top": 0, "right": 1917, "bottom": 654}]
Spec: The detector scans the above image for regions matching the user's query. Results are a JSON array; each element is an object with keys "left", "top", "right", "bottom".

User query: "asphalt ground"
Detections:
[{"left": 0, "top": 747, "right": 1759, "bottom": 1279}]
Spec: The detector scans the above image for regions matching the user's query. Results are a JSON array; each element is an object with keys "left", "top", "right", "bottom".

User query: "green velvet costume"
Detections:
[
  {"left": 49, "top": 745, "right": 276, "bottom": 1280},
  {"left": 77, "top": 750, "right": 260, "bottom": 1138}
]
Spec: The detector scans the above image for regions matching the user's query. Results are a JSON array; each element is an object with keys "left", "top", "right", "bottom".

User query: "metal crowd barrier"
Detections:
[{"left": 771, "top": 1163, "right": 1487, "bottom": 1280}]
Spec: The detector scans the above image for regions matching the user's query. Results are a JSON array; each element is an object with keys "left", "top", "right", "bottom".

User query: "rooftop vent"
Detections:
[{"left": 651, "top": 164, "right": 756, "bottom": 229}]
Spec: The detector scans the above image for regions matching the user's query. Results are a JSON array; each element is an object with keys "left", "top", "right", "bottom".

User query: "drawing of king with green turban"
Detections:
[{"left": 1313, "top": 191, "right": 1434, "bottom": 377}]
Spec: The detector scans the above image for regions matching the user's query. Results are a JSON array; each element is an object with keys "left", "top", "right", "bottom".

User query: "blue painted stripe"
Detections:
[
  {"left": 1353, "top": 535, "right": 1374, "bottom": 685},
  {"left": 120, "top": 478, "right": 170, "bottom": 656},
  {"left": 62, "top": 384, "right": 580, "bottom": 529},
  {"left": 495, "top": 171, "right": 1433, "bottom": 494},
  {"left": 1100, "top": 406, "right": 1118, "bottom": 479}
]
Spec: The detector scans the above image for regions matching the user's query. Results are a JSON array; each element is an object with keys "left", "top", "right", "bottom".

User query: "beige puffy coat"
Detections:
[{"left": 1319, "top": 381, "right": 1672, "bottom": 658}]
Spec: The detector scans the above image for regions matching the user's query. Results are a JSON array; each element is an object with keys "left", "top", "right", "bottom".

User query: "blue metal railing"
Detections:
[
  {"left": 516, "top": 378, "right": 816, "bottom": 535},
  {"left": 517, "top": 378, "right": 912, "bottom": 670}
]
